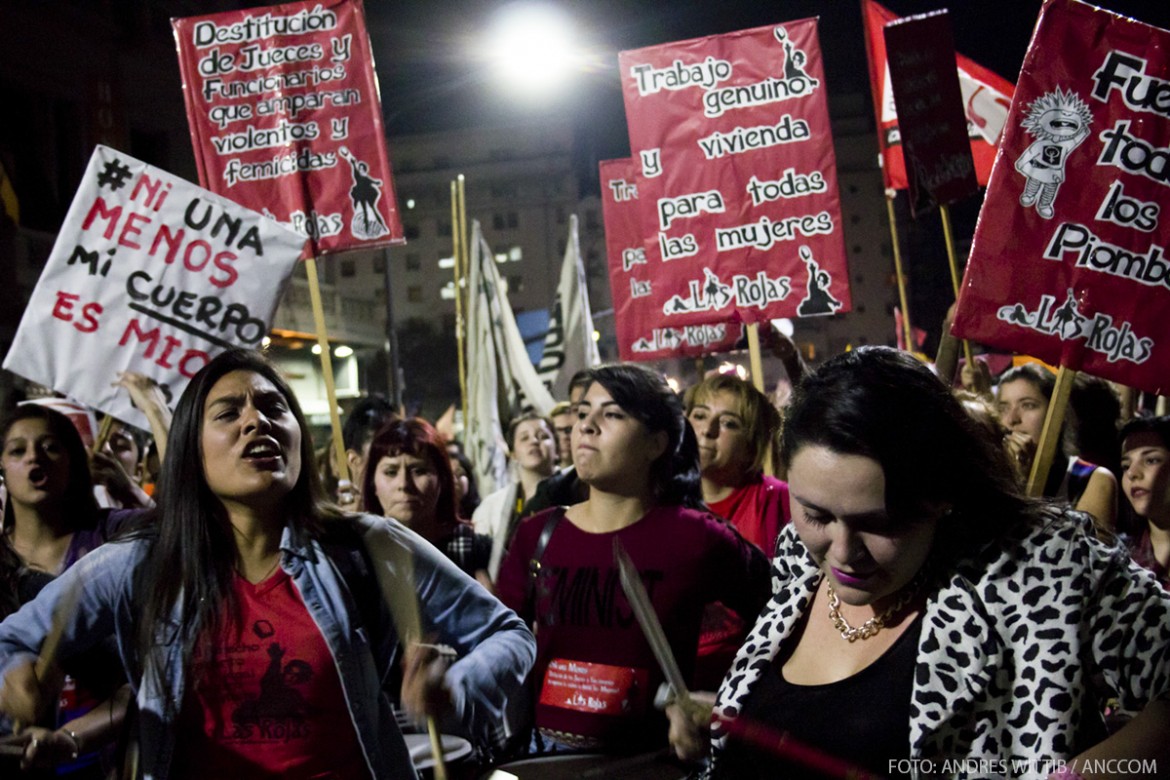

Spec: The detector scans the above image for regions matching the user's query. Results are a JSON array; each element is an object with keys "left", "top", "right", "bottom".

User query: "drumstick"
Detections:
[
  {"left": 613, "top": 539, "right": 692, "bottom": 708},
  {"left": 360, "top": 528, "right": 448, "bottom": 779},
  {"left": 718, "top": 713, "right": 887, "bottom": 780},
  {"left": 12, "top": 576, "right": 83, "bottom": 734}
]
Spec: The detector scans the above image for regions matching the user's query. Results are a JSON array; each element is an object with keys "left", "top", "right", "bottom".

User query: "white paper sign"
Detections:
[{"left": 3, "top": 145, "right": 305, "bottom": 430}]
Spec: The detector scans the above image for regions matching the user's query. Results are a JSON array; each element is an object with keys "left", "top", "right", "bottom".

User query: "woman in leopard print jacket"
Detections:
[{"left": 669, "top": 348, "right": 1170, "bottom": 780}]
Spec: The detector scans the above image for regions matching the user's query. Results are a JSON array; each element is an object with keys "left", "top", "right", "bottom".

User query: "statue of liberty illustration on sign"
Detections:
[
  {"left": 340, "top": 146, "right": 390, "bottom": 240},
  {"left": 796, "top": 246, "right": 842, "bottom": 316}
]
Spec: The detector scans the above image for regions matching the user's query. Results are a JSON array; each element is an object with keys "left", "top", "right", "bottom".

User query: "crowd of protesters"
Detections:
[{"left": 0, "top": 341, "right": 1168, "bottom": 780}]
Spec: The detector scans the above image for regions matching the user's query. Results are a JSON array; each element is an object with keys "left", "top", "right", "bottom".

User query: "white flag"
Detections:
[
  {"left": 465, "top": 221, "right": 556, "bottom": 494},
  {"left": 537, "top": 214, "right": 600, "bottom": 399}
]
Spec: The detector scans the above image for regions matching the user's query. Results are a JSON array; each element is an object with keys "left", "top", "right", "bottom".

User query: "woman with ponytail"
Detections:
[{"left": 495, "top": 364, "right": 770, "bottom": 756}]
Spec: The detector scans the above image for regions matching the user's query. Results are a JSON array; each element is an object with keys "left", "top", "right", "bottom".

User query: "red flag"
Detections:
[
  {"left": 173, "top": 0, "right": 403, "bottom": 256},
  {"left": 599, "top": 158, "right": 743, "bottom": 361},
  {"left": 952, "top": 0, "right": 1170, "bottom": 395},
  {"left": 862, "top": 0, "right": 1015, "bottom": 192}
]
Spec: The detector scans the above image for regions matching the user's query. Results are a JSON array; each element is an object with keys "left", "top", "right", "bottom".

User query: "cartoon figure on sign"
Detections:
[
  {"left": 796, "top": 246, "right": 841, "bottom": 316},
  {"left": 340, "top": 146, "right": 390, "bottom": 240},
  {"left": 1014, "top": 87, "right": 1092, "bottom": 219},
  {"left": 774, "top": 27, "right": 814, "bottom": 86}
]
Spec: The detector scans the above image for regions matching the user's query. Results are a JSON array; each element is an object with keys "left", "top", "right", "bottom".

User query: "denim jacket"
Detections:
[{"left": 0, "top": 514, "right": 535, "bottom": 779}]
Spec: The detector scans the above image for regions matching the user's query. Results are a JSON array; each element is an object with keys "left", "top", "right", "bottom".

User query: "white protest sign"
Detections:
[{"left": 3, "top": 145, "right": 305, "bottom": 430}]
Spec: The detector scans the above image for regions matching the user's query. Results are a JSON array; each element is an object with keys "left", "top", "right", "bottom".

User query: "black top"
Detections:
[{"left": 717, "top": 613, "right": 923, "bottom": 780}]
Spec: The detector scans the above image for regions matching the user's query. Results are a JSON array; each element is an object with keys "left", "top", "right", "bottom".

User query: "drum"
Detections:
[
  {"left": 404, "top": 733, "right": 475, "bottom": 779},
  {"left": 482, "top": 751, "right": 691, "bottom": 780}
]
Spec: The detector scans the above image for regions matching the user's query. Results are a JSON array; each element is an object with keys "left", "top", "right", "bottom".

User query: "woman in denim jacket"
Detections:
[{"left": 0, "top": 349, "right": 534, "bottom": 779}]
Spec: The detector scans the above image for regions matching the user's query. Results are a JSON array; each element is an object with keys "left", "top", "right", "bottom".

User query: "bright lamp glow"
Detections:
[
  {"left": 485, "top": 3, "right": 576, "bottom": 100},
  {"left": 334, "top": 345, "right": 354, "bottom": 358}
]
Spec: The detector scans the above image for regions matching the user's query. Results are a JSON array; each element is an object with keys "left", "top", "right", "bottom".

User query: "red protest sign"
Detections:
[
  {"left": 884, "top": 11, "right": 979, "bottom": 215},
  {"left": 953, "top": 0, "right": 1170, "bottom": 395},
  {"left": 862, "top": 0, "right": 1015, "bottom": 192},
  {"left": 618, "top": 19, "right": 850, "bottom": 330},
  {"left": 173, "top": 0, "right": 402, "bottom": 256},
  {"left": 600, "top": 158, "right": 743, "bottom": 361}
]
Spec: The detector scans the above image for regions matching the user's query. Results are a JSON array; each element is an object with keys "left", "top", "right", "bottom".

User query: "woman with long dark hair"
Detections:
[
  {"left": 0, "top": 405, "right": 128, "bottom": 777},
  {"left": 670, "top": 347, "right": 1170, "bottom": 779},
  {"left": 0, "top": 349, "right": 534, "bottom": 779},
  {"left": 496, "top": 364, "right": 770, "bottom": 756}
]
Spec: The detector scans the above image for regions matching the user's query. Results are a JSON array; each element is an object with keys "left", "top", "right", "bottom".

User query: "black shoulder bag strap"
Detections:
[{"left": 524, "top": 507, "right": 564, "bottom": 623}]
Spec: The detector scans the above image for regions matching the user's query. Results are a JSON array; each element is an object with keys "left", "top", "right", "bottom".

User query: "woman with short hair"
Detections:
[
  {"left": 671, "top": 347, "right": 1170, "bottom": 779},
  {"left": 497, "top": 364, "right": 770, "bottom": 756}
]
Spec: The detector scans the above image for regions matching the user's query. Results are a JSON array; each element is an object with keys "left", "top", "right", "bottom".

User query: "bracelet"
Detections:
[{"left": 60, "top": 728, "right": 81, "bottom": 760}]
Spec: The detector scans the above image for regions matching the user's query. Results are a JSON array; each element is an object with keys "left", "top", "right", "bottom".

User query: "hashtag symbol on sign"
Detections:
[{"left": 97, "top": 159, "right": 133, "bottom": 191}]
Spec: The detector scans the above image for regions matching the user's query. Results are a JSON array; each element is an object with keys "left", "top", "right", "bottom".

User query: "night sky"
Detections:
[{"left": 366, "top": 0, "right": 1170, "bottom": 164}]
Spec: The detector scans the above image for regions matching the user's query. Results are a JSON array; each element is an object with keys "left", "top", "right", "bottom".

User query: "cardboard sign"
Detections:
[
  {"left": 619, "top": 19, "right": 851, "bottom": 330},
  {"left": 884, "top": 11, "right": 979, "bottom": 214},
  {"left": 862, "top": 0, "right": 1015, "bottom": 192},
  {"left": 3, "top": 146, "right": 304, "bottom": 430},
  {"left": 953, "top": 0, "right": 1170, "bottom": 395},
  {"left": 173, "top": 0, "right": 402, "bottom": 256},
  {"left": 599, "top": 158, "right": 743, "bottom": 361}
]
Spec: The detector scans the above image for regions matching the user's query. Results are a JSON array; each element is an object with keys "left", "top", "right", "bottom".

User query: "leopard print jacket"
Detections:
[{"left": 706, "top": 510, "right": 1170, "bottom": 780}]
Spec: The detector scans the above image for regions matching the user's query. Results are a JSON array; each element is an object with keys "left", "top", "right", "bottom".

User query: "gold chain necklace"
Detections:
[{"left": 827, "top": 581, "right": 918, "bottom": 642}]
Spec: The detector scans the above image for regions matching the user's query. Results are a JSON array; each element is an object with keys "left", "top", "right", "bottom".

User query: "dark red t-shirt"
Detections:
[
  {"left": 172, "top": 569, "right": 369, "bottom": 779},
  {"left": 496, "top": 505, "right": 770, "bottom": 750}
]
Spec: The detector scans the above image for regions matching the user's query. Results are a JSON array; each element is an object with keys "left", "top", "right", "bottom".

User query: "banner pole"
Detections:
[
  {"left": 305, "top": 257, "right": 350, "bottom": 486},
  {"left": 885, "top": 195, "right": 914, "bottom": 351},
  {"left": 451, "top": 180, "right": 468, "bottom": 439},
  {"left": 1025, "top": 364, "right": 1076, "bottom": 497},
  {"left": 939, "top": 204, "right": 974, "bottom": 366},
  {"left": 746, "top": 323, "right": 766, "bottom": 393},
  {"left": 457, "top": 175, "right": 470, "bottom": 435}
]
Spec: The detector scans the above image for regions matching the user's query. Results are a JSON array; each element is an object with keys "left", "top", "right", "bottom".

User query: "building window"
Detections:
[
  {"left": 373, "top": 254, "right": 386, "bottom": 273},
  {"left": 493, "top": 213, "right": 505, "bottom": 231},
  {"left": 507, "top": 210, "right": 519, "bottom": 229},
  {"left": 404, "top": 223, "right": 420, "bottom": 240},
  {"left": 509, "top": 275, "right": 524, "bottom": 293},
  {"left": 406, "top": 253, "right": 421, "bottom": 272},
  {"left": 407, "top": 286, "right": 424, "bottom": 303},
  {"left": 340, "top": 259, "right": 356, "bottom": 277}
]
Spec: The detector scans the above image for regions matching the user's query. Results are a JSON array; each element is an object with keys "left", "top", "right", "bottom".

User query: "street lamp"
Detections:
[{"left": 483, "top": 2, "right": 578, "bottom": 102}]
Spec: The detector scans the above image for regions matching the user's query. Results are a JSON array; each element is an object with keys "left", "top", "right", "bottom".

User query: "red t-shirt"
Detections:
[
  {"left": 696, "top": 475, "right": 791, "bottom": 689},
  {"left": 496, "top": 505, "right": 770, "bottom": 750},
  {"left": 172, "top": 569, "right": 369, "bottom": 780},
  {"left": 706, "top": 474, "right": 790, "bottom": 556}
]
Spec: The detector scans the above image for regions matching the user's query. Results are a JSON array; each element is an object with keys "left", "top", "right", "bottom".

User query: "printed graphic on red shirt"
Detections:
[{"left": 176, "top": 570, "right": 366, "bottom": 779}]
